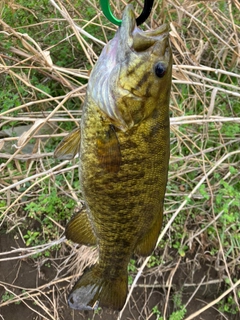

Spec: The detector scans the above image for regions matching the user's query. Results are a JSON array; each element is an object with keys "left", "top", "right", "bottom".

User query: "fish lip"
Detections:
[{"left": 121, "top": 4, "right": 169, "bottom": 54}]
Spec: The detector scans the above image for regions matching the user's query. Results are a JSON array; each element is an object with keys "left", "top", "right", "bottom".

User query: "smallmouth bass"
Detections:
[{"left": 54, "top": 4, "right": 172, "bottom": 312}]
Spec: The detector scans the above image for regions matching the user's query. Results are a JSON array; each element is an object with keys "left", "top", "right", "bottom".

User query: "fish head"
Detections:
[{"left": 88, "top": 4, "right": 172, "bottom": 131}]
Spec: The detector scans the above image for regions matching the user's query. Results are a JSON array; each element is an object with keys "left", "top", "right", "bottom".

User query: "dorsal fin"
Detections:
[{"left": 54, "top": 127, "right": 81, "bottom": 160}]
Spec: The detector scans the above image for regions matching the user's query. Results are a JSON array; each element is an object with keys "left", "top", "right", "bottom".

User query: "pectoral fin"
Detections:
[
  {"left": 96, "top": 124, "right": 121, "bottom": 173},
  {"left": 54, "top": 127, "right": 81, "bottom": 160},
  {"left": 134, "top": 212, "right": 163, "bottom": 257},
  {"left": 65, "top": 207, "right": 97, "bottom": 246}
]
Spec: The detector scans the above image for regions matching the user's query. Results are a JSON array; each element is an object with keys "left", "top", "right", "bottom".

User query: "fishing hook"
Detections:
[{"left": 100, "top": 0, "right": 155, "bottom": 26}]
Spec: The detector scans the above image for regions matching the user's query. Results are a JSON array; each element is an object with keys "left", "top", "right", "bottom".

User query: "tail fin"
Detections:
[{"left": 68, "top": 264, "right": 128, "bottom": 311}]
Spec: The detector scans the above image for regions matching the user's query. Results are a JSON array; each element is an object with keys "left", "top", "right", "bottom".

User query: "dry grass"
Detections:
[{"left": 0, "top": 0, "right": 240, "bottom": 319}]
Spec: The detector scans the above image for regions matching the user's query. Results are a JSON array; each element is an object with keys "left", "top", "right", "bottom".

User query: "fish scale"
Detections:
[{"left": 54, "top": 4, "right": 172, "bottom": 311}]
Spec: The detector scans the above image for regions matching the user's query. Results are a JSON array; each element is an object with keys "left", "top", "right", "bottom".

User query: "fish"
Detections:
[{"left": 54, "top": 4, "right": 172, "bottom": 312}]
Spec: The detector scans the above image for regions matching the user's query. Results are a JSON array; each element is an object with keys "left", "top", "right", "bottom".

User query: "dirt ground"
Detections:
[{"left": 0, "top": 233, "right": 239, "bottom": 320}]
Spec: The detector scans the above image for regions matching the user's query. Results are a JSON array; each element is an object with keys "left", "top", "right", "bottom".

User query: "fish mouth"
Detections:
[
  {"left": 87, "top": 4, "right": 171, "bottom": 132},
  {"left": 119, "top": 4, "right": 169, "bottom": 56}
]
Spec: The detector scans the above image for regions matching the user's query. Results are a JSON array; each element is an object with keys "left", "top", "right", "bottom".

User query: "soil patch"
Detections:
[{"left": 0, "top": 233, "right": 238, "bottom": 320}]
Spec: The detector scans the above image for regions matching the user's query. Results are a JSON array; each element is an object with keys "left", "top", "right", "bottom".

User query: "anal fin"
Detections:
[
  {"left": 134, "top": 211, "right": 163, "bottom": 257},
  {"left": 65, "top": 207, "right": 97, "bottom": 246}
]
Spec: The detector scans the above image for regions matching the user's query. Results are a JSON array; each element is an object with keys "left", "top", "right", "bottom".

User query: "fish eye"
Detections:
[{"left": 154, "top": 63, "right": 167, "bottom": 78}]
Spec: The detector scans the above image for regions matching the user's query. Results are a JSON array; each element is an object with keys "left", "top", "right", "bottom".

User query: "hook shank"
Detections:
[{"left": 100, "top": 0, "right": 155, "bottom": 26}]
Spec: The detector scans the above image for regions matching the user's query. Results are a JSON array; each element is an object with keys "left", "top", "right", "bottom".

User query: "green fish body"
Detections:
[{"left": 55, "top": 4, "right": 172, "bottom": 311}]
